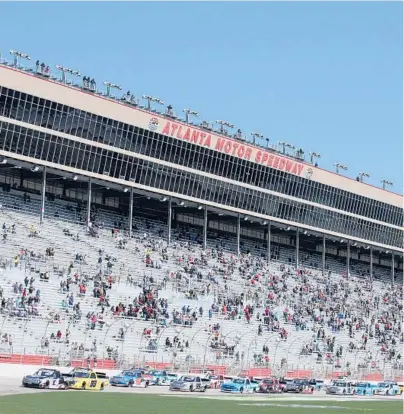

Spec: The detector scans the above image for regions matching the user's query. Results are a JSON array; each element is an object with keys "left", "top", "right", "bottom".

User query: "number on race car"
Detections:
[{"left": 90, "top": 380, "right": 97, "bottom": 388}]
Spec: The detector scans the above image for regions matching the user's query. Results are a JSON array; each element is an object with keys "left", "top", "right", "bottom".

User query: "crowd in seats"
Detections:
[{"left": 0, "top": 188, "right": 402, "bottom": 379}]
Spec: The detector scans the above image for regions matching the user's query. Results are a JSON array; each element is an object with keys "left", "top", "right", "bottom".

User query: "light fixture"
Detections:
[
  {"left": 216, "top": 120, "right": 235, "bottom": 134},
  {"left": 309, "top": 152, "right": 321, "bottom": 165},
  {"left": 10, "top": 49, "right": 30, "bottom": 67},
  {"left": 262, "top": 221, "right": 267, "bottom": 225},
  {"left": 104, "top": 81, "right": 122, "bottom": 97},
  {"left": 183, "top": 109, "right": 199, "bottom": 123},
  {"left": 279, "top": 141, "right": 295, "bottom": 154},
  {"left": 72, "top": 175, "right": 78, "bottom": 181},
  {"left": 161, "top": 197, "right": 167, "bottom": 202},
  {"left": 142, "top": 95, "right": 164, "bottom": 111},
  {"left": 358, "top": 172, "right": 370, "bottom": 183},
  {"left": 0, "top": 159, "right": 7, "bottom": 164},
  {"left": 31, "top": 166, "right": 39, "bottom": 172},
  {"left": 123, "top": 188, "right": 129, "bottom": 193},
  {"left": 334, "top": 163, "right": 348, "bottom": 174},
  {"left": 56, "top": 65, "right": 81, "bottom": 84},
  {"left": 381, "top": 179, "right": 393, "bottom": 190},
  {"left": 251, "top": 132, "right": 264, "bottom": 145},
  {"left": 198, "top": 205, "right": 203, "bottom": 210}
]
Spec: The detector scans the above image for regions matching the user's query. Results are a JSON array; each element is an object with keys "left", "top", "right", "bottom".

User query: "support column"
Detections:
[
  {"left": 236, "top": 214, "right": 241, "bottom": 256},
  {"left": 203, "top": 206, "right": 208, "bottom": 250},
  {"left": 370, "top": 247, "right": 373, "bottom": 282},
  {"left": 87, "top": 178, "right": 92, "bottom": 229},
  {"left": 40, "top": 166, "right": 46, "bottom": 224},
  {"left": 322, "top": 234, "right": 326, "bottom": 276},
  {"left": 128, "top": 188, "right": 133, "bottom": 238},
  {"left": 267, "top": 222, "right": 271, "bottom": 264},
  {"left": 391, "top": 253, "right": 395, "bottom": 284},
  {"left": 167, "top": 198, "right": 172, "bottom": 245},
  {"left": 347, "top": 242, "right": 350, "bottom": 279},
  {"left": 296, "top": 228, "right": 299, "bottom": 270}
]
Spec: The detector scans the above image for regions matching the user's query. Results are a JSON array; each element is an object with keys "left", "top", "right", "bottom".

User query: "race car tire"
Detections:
[
  {"left": 240, "top": 388, "right": 244, "bottom": 394},
  {"left": 145, "top": 381, "right": 149, "bottom": 388},
  {"left": 82, "top": 382, "right": 86, "bottom": 390},
  {"left": 190, "top": 385, "right": 194, "bottom": 392},
  {"left": 362, "top": 390, "right": 366, "bottom": 396},
  {"left": 386, "top": 390, "right": 389, "bottom": 396},
  {"left": 128, "top": 380, "right": 134, "bottom": 388},
  {"left": 100, "top": 383, "right": 104, "bottom": 391},
  {"left": 372, "top": 390, "right": 375, "bottom": 395},
  {"left": 202, "top": 387, "right": 206, "bottom": 393}
]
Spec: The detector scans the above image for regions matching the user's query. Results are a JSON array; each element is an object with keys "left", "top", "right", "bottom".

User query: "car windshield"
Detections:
[
  {"left": 293, "top": 380, "right": 305, "bottom": 384},
  {"left": 377, "top": 383, "right": 389, "bottom": 388},
  {"left": 233, "top": 379, "right": 245, "bottom": 384},
  {"left": 149, "top": 371, "right": 163, "bottom": 376},
  {"left": 122, "top": 371, "right": 140, "bottom": 377},
  {"left": 262, "top": 379, "right": 274, "bottom": 384},
  {"left": 333, "top": 382, "right": 348, "bottom": 387},
  {"left": 180, "top": 377, "right": 195, "bottom": 382},
  {"left": 357, "top": 383, "right": 368, "bottom": 387},
  {"left": 74, "top": 371, "right": 89, "bottom": 378},
  {"left": 34, "top": 369, "right": 54, "bottom": 377}
]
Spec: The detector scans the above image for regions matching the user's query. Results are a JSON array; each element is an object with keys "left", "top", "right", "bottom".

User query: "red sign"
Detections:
[{"left": 161, "top": 121, "right": 304, "bottom": 176}]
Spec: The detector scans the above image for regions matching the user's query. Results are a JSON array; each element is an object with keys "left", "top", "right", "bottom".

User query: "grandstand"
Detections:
[{"left": 0, "top": 48, "right": 402, "bottom": 382}]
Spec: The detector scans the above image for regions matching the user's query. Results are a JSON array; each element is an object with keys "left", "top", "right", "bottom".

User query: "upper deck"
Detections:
[{"left": 0, "top": 63, "right": 401, "bottom": 209}]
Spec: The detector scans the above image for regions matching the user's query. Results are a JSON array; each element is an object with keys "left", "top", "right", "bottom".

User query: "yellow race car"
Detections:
[{"left": 64, "top": 368, "right": 109, "bottom": 390}]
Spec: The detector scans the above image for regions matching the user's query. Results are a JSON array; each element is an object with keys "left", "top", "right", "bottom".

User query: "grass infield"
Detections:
[{"left": 0, "top": 392, "right": 402, "bottom": 414}]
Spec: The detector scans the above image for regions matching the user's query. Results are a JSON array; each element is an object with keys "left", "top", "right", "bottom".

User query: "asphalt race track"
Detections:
[{"left": 0, "top": 376, "right": 401, "bottom": 402}]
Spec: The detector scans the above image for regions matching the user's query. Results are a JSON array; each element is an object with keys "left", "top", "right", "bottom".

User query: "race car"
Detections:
[
  {"left": 326, "top": 380, "right": 356, "bottom": 395},
  {"left": 220, "top": 377, "right": 259, "bottom": 394},
  {"left": 166, "top": 372, "right": 179, "bottom": 384},
  {"left": 258, "top": 377, "right": 283, "bottom": 393},
  {"left": 64, "top": 368, "right": 109, "bottom": 390},
  {"left": 146, "top": 370, "right": 170, "bottom": 385},
  {"left": 22, "top": 368, "right": 67, "bottom": 389},
  {"left": 206, "top": 374, "right": 225, "bottom": 389},
  {"left": 374, "top": 381, "right": 399, "bottom": 396},
  {"left": 284, "top": 378, "right": 313, "bottom": 393},
  {"left": 169, "top": 375, "right": 208, "bottom": 392},
  {"left": 110, "top": 370, "right": 150, "bottom": 387}
]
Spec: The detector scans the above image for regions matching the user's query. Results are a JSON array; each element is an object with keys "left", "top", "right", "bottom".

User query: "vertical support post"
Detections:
[
  {"left": 347, "top": 242, "right": 350, "bottom": 279},
  {"left": 267, "top": 222, "right": 271, "bottom": 264},
  {"left": 129, "top": 188, "right": 133, "bottom": 238},
  {"left": 203, "top": 206, "right": 208, "bottom": 250},
  {"left": 322, "top": 233, "right": 326, "bottom": 275},
  {"left": 391, "top": 253, "right": 395, "bottom": 284},
  {"left": 236, "top": 214, "right": 241, "bottom": 256},
  {"left": 370, "top": 246, "right": 373, "bottom": 282},
  {"left": 40, "top": 166, "right": 46, "bottom": 224},
  {"left": 296, "top": 228, "right": 299, "bottom": 270},
  {"left": 87, "top": 178, "right": 92, "bottom": 229},
  {"left": 167, "top": 198, "right": 172, "bottom": 245}
]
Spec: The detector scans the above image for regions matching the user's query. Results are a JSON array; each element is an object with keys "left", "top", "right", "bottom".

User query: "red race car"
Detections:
[{"left": 258, "top": 378, "right": 283, "bottom": 393}]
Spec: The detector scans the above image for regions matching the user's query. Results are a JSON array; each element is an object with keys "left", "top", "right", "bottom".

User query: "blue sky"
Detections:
[{"left": 0, "top": 2, "right": 402, "bottom": 193}]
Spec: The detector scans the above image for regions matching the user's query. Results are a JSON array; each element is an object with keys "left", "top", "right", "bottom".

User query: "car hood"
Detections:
[
  {"left": 24, "top": 375, "right": 48, "bottom": 380},
  {"left": 171, "top": 381, "right": 188, "bottom": 387}
]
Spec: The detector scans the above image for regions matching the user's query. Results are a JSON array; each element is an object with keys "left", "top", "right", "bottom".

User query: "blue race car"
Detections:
[
  {"left": 110, "top": 370, "right": 150, "bottom": 387},
  {"left": 145, "top": 370, "right": 169, "bottom": 385},
  {"left": 355, "top": 382, "right": 378, "bottom": 396},
  {"left": 221, "top": 377, "right": 258, "bottom": 394}
]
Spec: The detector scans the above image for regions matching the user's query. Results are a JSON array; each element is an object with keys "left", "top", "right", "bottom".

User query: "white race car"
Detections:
[
  {"left": 169, "top": 375, "right": 208, "bottom": 392},
  {"left": 22, "top": 368, "right": 68, "bottom": 389}
]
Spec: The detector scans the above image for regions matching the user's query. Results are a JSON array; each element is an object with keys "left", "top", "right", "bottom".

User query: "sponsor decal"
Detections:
[
  {"left": 149, "top": 117, "right": 159, "bottom": 131},
  {"left": 160, "top": 121, "right": 305, "bottom": 177},
  {"left": 305, "top": 167, "right": 313, "bottom": 179}
]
